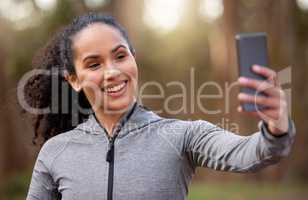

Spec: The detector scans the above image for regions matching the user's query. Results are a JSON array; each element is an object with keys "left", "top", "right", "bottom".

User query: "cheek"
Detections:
[
  {"left": 76, "top": 71, "right": 103, "bottom": 98},
  {"left": 79, "top": 71, "right": 102, "bottom": 86},
  {"left": 122, "top": 60, "right": 138, "bottom": 81}
]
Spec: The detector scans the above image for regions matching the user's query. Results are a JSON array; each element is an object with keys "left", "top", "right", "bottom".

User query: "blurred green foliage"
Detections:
[
  {"left": 188, "top": 182, "right": 308, "bottom": 200},
  {"left": 0, "top": 172, "right": 31, "bottom": 200}
]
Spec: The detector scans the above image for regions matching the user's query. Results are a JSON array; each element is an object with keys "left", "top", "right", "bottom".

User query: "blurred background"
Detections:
[{"left": 0, "top": 0, "right": 308, "bottom": 199}]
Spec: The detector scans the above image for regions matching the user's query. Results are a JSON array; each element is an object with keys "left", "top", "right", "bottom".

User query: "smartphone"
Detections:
[{"left": 235, "top": 32, "right": 269, "bottom": 111}]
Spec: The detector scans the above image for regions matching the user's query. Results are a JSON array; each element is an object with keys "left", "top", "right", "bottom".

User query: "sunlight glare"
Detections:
[
  {"left": 199, "top": 0, "right": 224, "bottom": 23},
  {"left": 0, "top": 0, "right": 34, "bottom": 22},
  {"left": 35, "top": 0, "right": 57, "bottom": 11},
  {"left": 143, "top": 0, "right": 187, "bottom": 33},
  {"left": 297, "top": 0, "right": 308, "bottom": 11}
]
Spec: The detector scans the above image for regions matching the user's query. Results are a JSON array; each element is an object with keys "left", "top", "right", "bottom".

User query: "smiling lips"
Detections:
[{"left": 102, "top": 80, "right": 128, "bottom": 96}]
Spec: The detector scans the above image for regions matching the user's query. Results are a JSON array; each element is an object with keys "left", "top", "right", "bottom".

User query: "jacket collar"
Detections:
[{"left": 75, "top": 102, "right": 162, "bottom": 138}]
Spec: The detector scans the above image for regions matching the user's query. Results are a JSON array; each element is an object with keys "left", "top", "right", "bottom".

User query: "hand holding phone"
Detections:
[
  {"left": 235, "top": 32, "right": 269, "bottom": 111},
  {"left": 235, "top": 32, "right": 291, "bottom": 135}
]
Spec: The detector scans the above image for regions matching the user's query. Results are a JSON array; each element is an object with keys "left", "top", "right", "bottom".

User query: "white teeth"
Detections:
[{"left": 105, "top": 82, "right": 126, "bottom": 93}]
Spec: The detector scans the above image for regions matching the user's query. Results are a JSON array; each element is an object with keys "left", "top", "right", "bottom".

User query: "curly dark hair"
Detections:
[{"left": 23, "top": 12, "right": 135, "bottom": 146}]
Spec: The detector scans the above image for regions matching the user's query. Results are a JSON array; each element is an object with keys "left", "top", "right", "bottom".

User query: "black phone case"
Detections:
[{"left": 235, "top": 32, "right": 269, "bottom": 111}]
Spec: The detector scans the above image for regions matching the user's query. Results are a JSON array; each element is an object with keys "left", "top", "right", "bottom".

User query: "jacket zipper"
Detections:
[
  {"left": 106, "top": 134, "right": 118, "bottom": 200},
  {"left": 104, "top": 102, "right": 137, "bottom": 200}
]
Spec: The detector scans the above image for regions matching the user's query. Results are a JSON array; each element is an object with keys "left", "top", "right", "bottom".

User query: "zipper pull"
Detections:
[
  {"left": 106, "top": 136, "right": 117, "bottom": 162},
  {"left": 106, "top": 125, "right": 121, "bottom": 163}
]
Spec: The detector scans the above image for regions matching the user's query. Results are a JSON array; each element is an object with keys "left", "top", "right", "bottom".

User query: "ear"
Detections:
[{"left": 64, "top": 71, "right": 82, "bottom": 92}]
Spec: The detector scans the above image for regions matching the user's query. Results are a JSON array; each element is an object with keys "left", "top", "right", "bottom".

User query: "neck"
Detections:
[
  {"left": 94, "top": 102, "right": 135, "bottom": 137},
  {"left": 95, "top": 110, "right": 121, "bottom": 137}
]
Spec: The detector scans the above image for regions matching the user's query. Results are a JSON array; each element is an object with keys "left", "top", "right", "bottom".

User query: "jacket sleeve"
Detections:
[
  {"left": 184, "top": 117, "right": 296, "bottom": 172},
  {"left": 26, "top": 142, "right": 59, "bottom": 200}
]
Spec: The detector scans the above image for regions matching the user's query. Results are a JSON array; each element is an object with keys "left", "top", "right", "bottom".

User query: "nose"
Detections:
[{"left": 103, "top": 64, "right": 121, "bottom": 80}]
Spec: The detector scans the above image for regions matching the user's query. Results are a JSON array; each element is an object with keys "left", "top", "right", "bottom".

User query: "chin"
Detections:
[{"left": 105, "top": 97, "right": 133, "bottom": 114}]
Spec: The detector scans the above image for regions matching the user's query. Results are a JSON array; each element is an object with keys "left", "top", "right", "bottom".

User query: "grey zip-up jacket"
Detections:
[{"left": 26, "top": 102, "right": 296, "bottom": 200}]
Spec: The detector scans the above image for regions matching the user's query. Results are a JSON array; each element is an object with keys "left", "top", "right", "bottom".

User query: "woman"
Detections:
[{"left": 25, "top": 12, "right": 295, "bottom": 200}]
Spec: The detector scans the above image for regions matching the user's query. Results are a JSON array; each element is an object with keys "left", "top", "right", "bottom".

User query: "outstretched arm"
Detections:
[
  {"left": 185, "top": 65, "right": 295, "bottom": 172},
  {"left": 185, "top": 118, "right": 295, "bottom": 172}
]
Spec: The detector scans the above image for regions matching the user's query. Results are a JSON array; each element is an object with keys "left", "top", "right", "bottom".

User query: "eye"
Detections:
[
  {"left": 116, "top": 53, "right": 127, "bottom": 60},
  {"left": 88, "top": 63, "right": 100, "bottom": 69}
]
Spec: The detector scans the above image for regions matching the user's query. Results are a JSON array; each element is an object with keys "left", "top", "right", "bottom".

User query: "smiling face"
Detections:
[{"left": 66, "top": 23, "right": 138, "bottom": 113}]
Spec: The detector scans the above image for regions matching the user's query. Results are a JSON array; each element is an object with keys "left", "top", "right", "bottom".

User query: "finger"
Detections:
[
  {"left": 238, "top": 77, "right": 280, "bottom": 97},
  {"left": 237, "top": 106, "right": 261, "bottom": 119},
  {"left": 238, "top": 93, "right": 279, "bottom": 108},
  {"left": 252, "top": 65, "right": 276, "bottom": 80},
  {"left": 252, "top": 65, "right": 280, "bottom": 87}
]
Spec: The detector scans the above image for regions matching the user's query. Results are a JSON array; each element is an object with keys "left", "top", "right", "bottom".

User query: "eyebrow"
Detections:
[
  {"left": 111, "top": 44, "right": 127, "bottom": 53},
  {"left": 82, "top": 54, "right": 100, "bottom": 63},
  {"left": 82, "top": 44, "right": 127, "bottom": 63}
]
